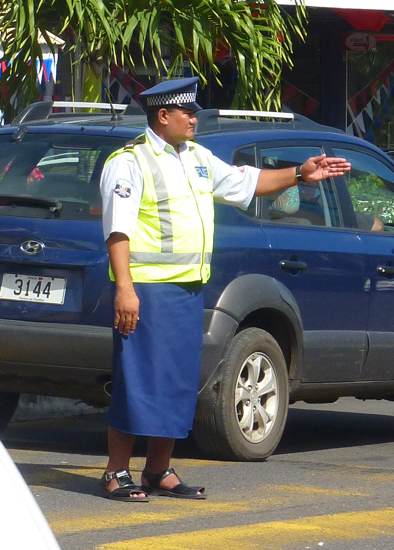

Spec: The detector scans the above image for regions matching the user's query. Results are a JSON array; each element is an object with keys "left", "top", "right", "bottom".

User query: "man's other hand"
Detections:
[{"left": 114, "top": 286, "right": 140, "bottom": 335}]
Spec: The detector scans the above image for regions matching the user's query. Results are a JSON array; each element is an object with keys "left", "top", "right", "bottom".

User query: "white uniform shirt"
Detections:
[{"left": 100, "top": 127, "right": 260, "bottom": 241}]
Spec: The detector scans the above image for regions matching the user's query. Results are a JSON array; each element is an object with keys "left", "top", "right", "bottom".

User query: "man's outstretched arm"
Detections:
[{"left": 255, "top": 154, "right": 351, "bottom": 196}]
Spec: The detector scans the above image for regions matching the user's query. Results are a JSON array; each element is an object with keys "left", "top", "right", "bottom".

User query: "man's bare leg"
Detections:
[
  {"left": 105, "top": 426, "right": 145, "bottom": 497},
  {"left": 143, "top": 437, "right": 203, "bottom": 495},
  {"left": 144, "top": 437, "right": 175, "bottom": 482}
]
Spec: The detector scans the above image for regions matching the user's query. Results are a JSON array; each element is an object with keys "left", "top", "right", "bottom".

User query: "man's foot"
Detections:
[
  {"left": 102, "top": 469, "right": 149, "bottom": 502},
  {"left": 141, "top": 467, "right": 206, "bottom": 499}
]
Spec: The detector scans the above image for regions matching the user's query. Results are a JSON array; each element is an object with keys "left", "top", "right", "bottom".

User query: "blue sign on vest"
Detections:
[{"left": 195, "top": 166, "right": 208, "bottom": 178}]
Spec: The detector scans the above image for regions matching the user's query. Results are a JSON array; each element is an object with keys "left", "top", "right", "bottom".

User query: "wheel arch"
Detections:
[
  {"left": 200, "top": 274, "right": 303, "bottom": 392},
  {"left": 237, "top": 306, "right": 300, "bottom": 381}
]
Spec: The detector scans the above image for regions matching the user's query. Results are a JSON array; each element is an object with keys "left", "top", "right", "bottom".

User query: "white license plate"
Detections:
[{"left": 0, "top": 273, "right": 66, "bottom": 305}]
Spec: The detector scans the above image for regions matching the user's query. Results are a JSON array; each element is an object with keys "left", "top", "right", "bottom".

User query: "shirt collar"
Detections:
[{"left": 145, "top": 126, "right": 191, "bottom": 155}]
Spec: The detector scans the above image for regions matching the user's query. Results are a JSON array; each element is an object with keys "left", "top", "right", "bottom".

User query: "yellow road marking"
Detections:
[
  {"left": 369, "top": 473, "right": 394, "bottom": 481},
  {"left": 265, "top": 484, "right": 366, "bottom": 497},
  {"left": 50, "top": 500, "right": 255, "bottom": 534},
  {"left": 98, "top": 507, "right": 394, "bottom": 550},
  {"left": 50, "top": 484, "right": 366, "bottom": 536}
]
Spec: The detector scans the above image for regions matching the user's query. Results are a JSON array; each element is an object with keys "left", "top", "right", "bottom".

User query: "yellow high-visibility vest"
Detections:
[{"left": 106, "top": 134, "right": 215, "bottom": 283}]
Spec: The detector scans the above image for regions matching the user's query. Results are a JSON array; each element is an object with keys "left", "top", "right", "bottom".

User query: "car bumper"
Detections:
[{"left": 0, "top": 320, "right": 112, "bottom": 405}]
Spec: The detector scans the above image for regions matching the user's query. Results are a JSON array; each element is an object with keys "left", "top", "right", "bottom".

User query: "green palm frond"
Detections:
[{"left": 0, "top": 0, "right": 307, "bottom": 117}]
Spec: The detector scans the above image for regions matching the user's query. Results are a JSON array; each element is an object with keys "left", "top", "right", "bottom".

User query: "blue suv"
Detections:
[{"left": 0, "top": 101, "right": 393, "bottom": 460}]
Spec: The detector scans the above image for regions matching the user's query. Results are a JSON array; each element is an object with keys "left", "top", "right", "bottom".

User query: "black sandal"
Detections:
[
  {"left": 142, "top": 467, "right": 206, "bottom": 500},
  {"left": 102, "top": 469, "right": 149, "bottom": 502}
]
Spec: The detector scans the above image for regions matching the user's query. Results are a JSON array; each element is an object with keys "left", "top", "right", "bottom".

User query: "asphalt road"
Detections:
[{"left": 3, "top": 397, "right": 394, "bottom": 550}]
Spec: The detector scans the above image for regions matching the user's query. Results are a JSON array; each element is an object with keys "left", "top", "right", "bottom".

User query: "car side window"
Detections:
[
  {"left": 257, "top": 146, "right": 337, "bottom": 227},
  {"left": 332, "top": 148, "right": 394, "bottom": 233}
]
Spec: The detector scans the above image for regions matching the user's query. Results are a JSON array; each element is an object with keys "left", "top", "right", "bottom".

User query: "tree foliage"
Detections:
[
  {"left": 0, "top": 0, "right": 307, "bottom": 117},
  {"left": 348, "top": 174, "right": 394, "bottom": 225}
]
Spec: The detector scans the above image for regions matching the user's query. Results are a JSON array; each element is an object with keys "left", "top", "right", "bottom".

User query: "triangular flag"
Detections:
[
  {"left": 43, "top": 58, "right": 53, "bottom": 83},
  {"left": 362, "top": 110, "right": 372, "bottom": 134},
  {"left": 50, "top": 53, "right": 58, "bottom": 82},
  {"left": 356, "top": 112, "right": 365, "bottom": 133},
  {"left": 371, "top": 95, "right": 380, "bottom": 110},
  {"left": 380, "top": 85, "right": 388, "bottom": 105},
  {"left": 381, "top": 83, "right": 389, "bottom": 98},
  {"left": 346, "top": 124, "right": 354, "bottom": 136},
  {"left": 36, "top": 59, "right": 44, "bottom": 84},
  {"left": 365, "top": 101, "right": 373, "bottom": 120}
]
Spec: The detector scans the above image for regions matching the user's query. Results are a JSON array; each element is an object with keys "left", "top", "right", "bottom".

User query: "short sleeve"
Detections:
[
  {"left": 100, "top": 153, "right": 143, "bottom": 241},
  {"left": 210, "top": 153, "right": 260, "bottom": 210}
]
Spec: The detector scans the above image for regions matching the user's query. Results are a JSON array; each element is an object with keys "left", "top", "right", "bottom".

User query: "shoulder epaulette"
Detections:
[{"left": 124, "top": 133, "right": 146, "bottom": 151}]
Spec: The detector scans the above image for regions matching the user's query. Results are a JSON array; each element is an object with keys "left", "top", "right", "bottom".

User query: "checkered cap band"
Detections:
[{"left": 146, "top": 91, "right": 196, "bottom": 107}]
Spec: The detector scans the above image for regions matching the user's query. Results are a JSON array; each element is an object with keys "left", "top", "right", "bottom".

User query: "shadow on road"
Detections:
[
  {"left": 3, "top": 406, "right": 394, "bottom": 459},
  {"left": 276, "top": 407, "right": 394, "bottom": 455},
  {"left": 14, "top": 462, "right": 110, "bottom": 499}
]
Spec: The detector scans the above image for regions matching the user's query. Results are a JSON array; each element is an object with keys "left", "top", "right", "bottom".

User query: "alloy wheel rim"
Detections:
[{"left": 234, "top": 351, "right": 279, "bottom": 443}]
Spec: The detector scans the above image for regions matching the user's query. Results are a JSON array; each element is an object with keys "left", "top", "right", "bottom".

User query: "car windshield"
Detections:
[{"left": 0, "top": 133, "right": 128, "bottom": 220}]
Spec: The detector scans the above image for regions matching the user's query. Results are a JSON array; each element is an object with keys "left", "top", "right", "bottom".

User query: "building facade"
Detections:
[{"left": 280, "top": 2, "right": 394, "bottom": 151}]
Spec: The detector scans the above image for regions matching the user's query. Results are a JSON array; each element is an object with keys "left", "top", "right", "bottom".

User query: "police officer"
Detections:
[{"left": 100, "top": 77, "right": 351, "bottom": 501}]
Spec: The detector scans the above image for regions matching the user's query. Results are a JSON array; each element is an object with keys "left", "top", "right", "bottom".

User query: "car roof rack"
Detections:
[
  {"left": 196, "top": 108, "right": 294, "bottom": 132},
  {"left": 196, "top": 108, "right": 342, "bottom": 134},
  {"left": 10, "top": 101, "right": 343, "bottom": 134},
  {"left": 11, "top": 101, "right": 54, "bottom": 125},
  {"left": 202, "top": 109, "right": 295, "bottom": 121},
  {"left": 10, "top": 99, "right": 144, "bottom": 125}
]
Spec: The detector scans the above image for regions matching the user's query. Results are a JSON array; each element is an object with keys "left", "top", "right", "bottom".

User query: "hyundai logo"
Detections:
[{"left": 20, "top": 240, "right": 45, "bottom": 255}]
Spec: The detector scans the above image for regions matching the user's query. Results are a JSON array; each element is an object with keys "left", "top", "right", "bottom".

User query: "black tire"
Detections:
[
  {"left": 194, "top": 328, "right": 288, "bottom": 461},
  {"left": 0, "top": 392, "right": 20, "bottom": 434}
]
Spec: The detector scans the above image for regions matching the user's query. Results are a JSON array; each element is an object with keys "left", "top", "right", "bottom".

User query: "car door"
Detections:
[
  {"left": 331, "top": 145, "right": 394, "bottom": 381},
  {"left": 256, "top": 142, "right": 369, "bottom": 383}
]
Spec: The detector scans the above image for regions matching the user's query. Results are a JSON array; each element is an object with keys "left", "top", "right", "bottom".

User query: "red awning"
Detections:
[
  {"left": 335, "top": 9, "right": 391, "bottom": 31},
  {"left": 276, "top": 1, "right": 390, "bottom": 9}
]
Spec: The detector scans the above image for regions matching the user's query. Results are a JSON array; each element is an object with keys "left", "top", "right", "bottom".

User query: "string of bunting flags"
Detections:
[
  {"left": 107, "top": 64, "right": 146, "bottom": 106},
  {"left": 347, "top": 58, "right": 394, "bottom": 140},
  {"left": 0, "top": 54, "right": 57, "bottom": 84},
  {"left": 35, "top": 53, "right": 58, "bottom": 87},
  {"left": 0, "top": 30, "right": 63, "bottom": 104}
]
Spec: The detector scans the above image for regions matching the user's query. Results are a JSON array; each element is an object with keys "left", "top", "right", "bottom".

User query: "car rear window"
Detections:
[{"left": 0, "top": 133, "right": 128, "bottom": 220}]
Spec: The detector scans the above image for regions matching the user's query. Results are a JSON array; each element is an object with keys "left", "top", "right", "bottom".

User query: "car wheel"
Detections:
[
  {"left": 0, "top": 392, "right": 20, "bottom": 434},
  {"left": 194, "top": 328, "right": 288, "bottom": 461}
]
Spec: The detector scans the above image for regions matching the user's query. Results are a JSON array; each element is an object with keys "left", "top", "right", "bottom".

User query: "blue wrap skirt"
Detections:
[{"left": 108, "top": 282, "right": 204, "bottom": 439}]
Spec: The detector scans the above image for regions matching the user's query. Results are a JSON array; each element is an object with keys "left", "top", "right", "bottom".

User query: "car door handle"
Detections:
[
  {"left": 279, "top": 260, "right": 307, "bottom": 272},
  {"left": 376, "top": 265, "right": 394, "bottom": 277}
]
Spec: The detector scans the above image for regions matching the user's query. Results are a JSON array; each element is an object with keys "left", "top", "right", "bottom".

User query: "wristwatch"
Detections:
[{"left": 295, "top": 164, "right": 304, "bottom": 183}]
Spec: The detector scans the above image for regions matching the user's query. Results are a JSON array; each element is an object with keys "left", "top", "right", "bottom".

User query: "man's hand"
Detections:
[
  {"left": 107, "top": 233, "right": 139, "bottom": 336},
  {"left": 114, "top": 285, "right": 140, "bottom": 336},
  {"left": 301, "top": 154, "right": 351, "bottom": 183},
  {"left": 255, "top": 154, "right": 352, "bottom": 197}
]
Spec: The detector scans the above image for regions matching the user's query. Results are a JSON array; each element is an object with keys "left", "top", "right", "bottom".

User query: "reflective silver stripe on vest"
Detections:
[
  {"left": 130, "top": 252, "right": 212, "bottom": 264},
  {"left": 135, "top": 145, "right": 173, "bottom": 253}
]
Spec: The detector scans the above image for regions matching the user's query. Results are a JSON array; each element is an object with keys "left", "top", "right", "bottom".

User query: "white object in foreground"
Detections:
[{"left": 0, "top": 442, "right": 61, "bottom": 550}]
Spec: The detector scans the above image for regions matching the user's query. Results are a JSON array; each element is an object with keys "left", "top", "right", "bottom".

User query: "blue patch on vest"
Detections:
[
  {"left": 195, "top": 166, "right": 208, "bottom": 178},
  {"left": 114, "top": 182, "right": 131, "bottom": 198}
]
